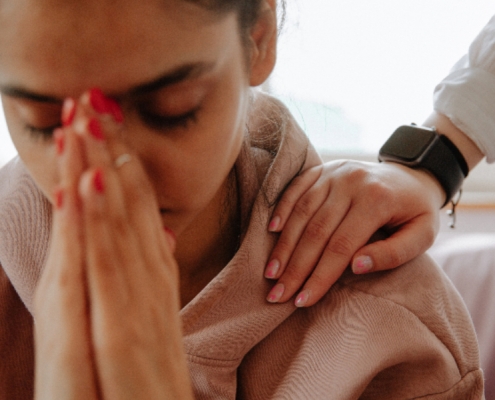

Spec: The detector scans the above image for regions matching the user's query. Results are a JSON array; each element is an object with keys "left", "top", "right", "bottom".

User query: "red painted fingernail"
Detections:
[
  {"left": 107, "top": 98, "right": 124, "bottom": 123},
  {"left": 88, "top": 118, "right": 105, "bottom": 141},
  {"left": 61, "top": 98, "right": 76, "bottom": 126},
  {"left": 54, "top": 129, "right": 64, "bottom": 155},
  {"left": 89, "top": 88, "right": 111, "bottom": 114},
  {"left": 54, "top": 188, "right": 64, "bottom": 209},
  {"left": 93, "top": 169, "right": 105, "bottom": 193}
]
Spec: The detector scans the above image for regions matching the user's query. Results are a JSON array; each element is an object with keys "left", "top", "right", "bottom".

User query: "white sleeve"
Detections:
[{"left": 433, "top": 15, "right": 495, "bottom": 163}]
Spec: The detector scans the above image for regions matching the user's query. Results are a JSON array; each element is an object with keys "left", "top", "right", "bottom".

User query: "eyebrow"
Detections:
[{"left": 0, "top": 62, "right": 214, "bottom": 104}]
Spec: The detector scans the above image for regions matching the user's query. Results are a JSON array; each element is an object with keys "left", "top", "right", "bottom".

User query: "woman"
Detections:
[{"left": 0, "top": 0, "right": 483, "bottom": 398}]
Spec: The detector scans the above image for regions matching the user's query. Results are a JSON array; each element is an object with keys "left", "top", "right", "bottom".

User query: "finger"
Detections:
[
  {"left": 34, "top": 169, "right": 98, "bottom": 399},
  {"left": 265, "top": 180, "right": 333, "bottom": 280},
  {"left": 351, "top": 214, "right": 438, "bottom": 274},
  {"left": 75, "top": 89, "right": 174, "bottom": 269},
  {"left": 266, "top": 196, "right": 349, "bottom": 298},
  {"left": 271, "top": 201, "right": 388, "bottom": 306},
  {"left": 81, "top": 89, "right": 169, "bottom": 257},
  {"left": 267, "top": 165, "right": 323, "bottom": 232},
  {"left": 78, "top": 168, "right": 183, "bottom": 399}
]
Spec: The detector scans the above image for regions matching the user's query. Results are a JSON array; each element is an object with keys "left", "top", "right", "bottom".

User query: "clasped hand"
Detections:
[{"left": 33, "top": 89, "right": 193, "bottom": 400}]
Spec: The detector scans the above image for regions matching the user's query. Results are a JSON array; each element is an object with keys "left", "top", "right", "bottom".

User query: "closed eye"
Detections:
[
  {"left": 24, "top": 123, "right": 61, "bottom": 140},
  {"left": 139, "top": 107, "right": 200, "bottom": 131}
]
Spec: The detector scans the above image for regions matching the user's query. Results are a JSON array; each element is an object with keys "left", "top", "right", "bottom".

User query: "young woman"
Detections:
[{"left": 0, "top": 0, "right": 483, "bottom": 398}]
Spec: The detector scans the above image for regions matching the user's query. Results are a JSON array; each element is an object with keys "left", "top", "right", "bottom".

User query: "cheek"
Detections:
[{"left": 3, "top": 102, "right": 59, "bottom": 202}]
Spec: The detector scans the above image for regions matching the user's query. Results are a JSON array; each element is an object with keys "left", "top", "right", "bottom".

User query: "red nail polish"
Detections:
[
  {"left": 88, "top": 119, "right": 105, "bottom": 141},
  {"left": 93, "top": 169, "right": 105, "bottom": 193},
  {"left": 54, "top": 188, "right": 64, "bottom": 209},
  {"left": 54, "top": 129, "right": 64, "bottom": 155},
  {"left": 89, "top": 88, "right": 110, "bottom": 114},
  {"left": 61, "top": 98, "right": 76, "bottom": 126},
  {"left": 107, "top": 98, "right": 124, "bottom": 123}
]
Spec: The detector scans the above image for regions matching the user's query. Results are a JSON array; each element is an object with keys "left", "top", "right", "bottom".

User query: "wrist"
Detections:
[
  {"left": 379, "top": 124, "right": 467, "bottom": 207},
  {"left": 383, "top": 161, "right": 445, "bottom": 209}
]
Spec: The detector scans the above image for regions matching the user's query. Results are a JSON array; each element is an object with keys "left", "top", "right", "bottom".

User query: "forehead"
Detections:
[{"left": 0, "top": 0, "right": 237, "bottom": 96}]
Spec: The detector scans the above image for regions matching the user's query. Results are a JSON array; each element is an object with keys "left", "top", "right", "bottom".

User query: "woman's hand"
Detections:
[
  {"left": 33, "top": 108, "right": 98, "bottom": 400},
  {"left": 265, "top": 160, "right": 444, "bottom": 307},
  {"left": 33, "top": 90, "right": 193, "bottom": 399}
]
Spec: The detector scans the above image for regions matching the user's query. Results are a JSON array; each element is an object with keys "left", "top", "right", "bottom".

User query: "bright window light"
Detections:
[{"left": 271, "top": 0, "right": 495, "bottom": 154}]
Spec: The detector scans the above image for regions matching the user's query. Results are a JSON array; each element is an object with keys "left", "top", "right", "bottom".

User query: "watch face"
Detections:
[{"left": 379, "top": 125, "right": 436, "bottom": 162}]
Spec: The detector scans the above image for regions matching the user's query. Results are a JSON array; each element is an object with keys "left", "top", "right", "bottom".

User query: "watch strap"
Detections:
[{"left": 420, "top": 134, "right": 467, "bottom": 206}]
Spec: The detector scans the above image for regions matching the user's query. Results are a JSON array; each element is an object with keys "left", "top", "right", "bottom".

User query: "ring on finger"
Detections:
[{"left": 114, "top": 153, "right": 132, "bottom": 169}]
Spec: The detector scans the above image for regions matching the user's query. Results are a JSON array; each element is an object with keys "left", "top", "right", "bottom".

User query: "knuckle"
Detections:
[
  {"left": 293, "top": 196, "right": 315, "bottom": 219},
  {"left": 304, "top": 220, "right": 330, "bottom": 244},
  {"left": 365, "top": 180, "right": 394, "bottom": 205},
  {"left": 326, "top": 234, "right": 354, "bottom": 258}
]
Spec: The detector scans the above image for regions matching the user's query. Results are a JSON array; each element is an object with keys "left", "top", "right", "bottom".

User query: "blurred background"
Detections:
[{"left": 1, "top": 0, "right": 495, "bottom": 209}]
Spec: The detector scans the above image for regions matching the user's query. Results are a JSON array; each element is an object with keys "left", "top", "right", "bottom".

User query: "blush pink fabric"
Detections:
[{"left": 0, "top": 91, "right": 484, "bottom": 399}]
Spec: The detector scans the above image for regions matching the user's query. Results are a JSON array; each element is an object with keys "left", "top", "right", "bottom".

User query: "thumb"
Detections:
[{"left": 351, "top": 216, "right": 437, "bottom": 274}]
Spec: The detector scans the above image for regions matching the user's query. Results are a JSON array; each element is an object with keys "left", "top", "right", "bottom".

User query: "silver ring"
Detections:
[{"left": 114, "top": 153, "right": 132, "bottom": 169}]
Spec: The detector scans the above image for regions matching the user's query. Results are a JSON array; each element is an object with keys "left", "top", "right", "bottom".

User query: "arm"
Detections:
[
  {"left": 265, "top": 15, "right": 495, "bottom": 307},
  {"left": 33, "top": 91, "right": 193, "bottom": 400}
]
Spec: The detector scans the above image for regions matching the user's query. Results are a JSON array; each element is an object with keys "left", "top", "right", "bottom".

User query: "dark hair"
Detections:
[{"left": 186, "top": 0, "right": 285, "bottom": 34}]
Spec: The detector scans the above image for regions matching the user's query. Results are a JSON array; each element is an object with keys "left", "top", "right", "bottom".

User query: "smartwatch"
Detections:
[{"left": 378, "top": 124, "right": 469, "bottom": 207}]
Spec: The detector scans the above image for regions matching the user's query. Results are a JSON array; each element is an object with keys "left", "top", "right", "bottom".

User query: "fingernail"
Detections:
[
  {"left": 88, "top": 118, "right": 105, "bottom": 141},
  {"left": 107, "top": 98, "right": 124, "bottom": 123},
  {"left": 89, "top": 87, "right": 111, "bottom": 114},
  {"left": 268, "top": 216, "right": 281, "bottom": 232},
  {"left": 93, "top": 169, "right": 105, "bottom": 193},
  {"left": 267, "top": 283, "right": 285, "bottom": 303},
  {"left": 352, "top": 256, "right": 373, "bottom": 274},
  {"left": 61, "top": 98, "right": 76, "bottom": 126},
  {"left": 295, "top": 289, "right": 310, "bottom": 307},
  {"left": 54, "top": 129, "right": 64, "bottom": 155},
  {"left": 89, "top": 88, "right": 123, "bottom": 122},
  {"left": 54, "top": 188, "right": 64, "bottom": 209},
  {"left": 164, "top": 226, "right": 177, "bottom": 252},
  {"left": 265, "top": 259, "right": 280, "bottom": 279}
]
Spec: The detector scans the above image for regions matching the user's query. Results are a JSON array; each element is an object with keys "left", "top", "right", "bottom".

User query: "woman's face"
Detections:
[{"left": 0, "top": 0, "right": 274, "bottom": 234}]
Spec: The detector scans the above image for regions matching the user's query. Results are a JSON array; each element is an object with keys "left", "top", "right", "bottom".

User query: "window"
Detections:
[{"left": 269, "top": 0, "right": 495, "bottom": 203}]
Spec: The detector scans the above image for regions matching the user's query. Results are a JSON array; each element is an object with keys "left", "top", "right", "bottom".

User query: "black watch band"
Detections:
[{"left": 378, "top": 125, "right": 468, "bottom": 207}]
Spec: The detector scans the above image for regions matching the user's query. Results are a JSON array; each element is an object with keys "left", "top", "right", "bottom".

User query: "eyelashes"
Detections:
[
  {"left": 24, "top": 107, "right": 201, "bottom": 139},
  {"left": 25, "top": 123, "right": 61, "bottom": 140},
  {"left": 138, "top": 106, "right": 200, "bottom": 131}
]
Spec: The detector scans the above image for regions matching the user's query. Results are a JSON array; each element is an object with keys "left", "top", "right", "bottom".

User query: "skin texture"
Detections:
[
  {"left": 1, "top": 0, "right": 276, "bottom": 304},
  {"left": 264, "top": 111, "right": 484, "bottom": 307},
  {"left": 0, "top": 0, "right": 277, "bottom": 397}
]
